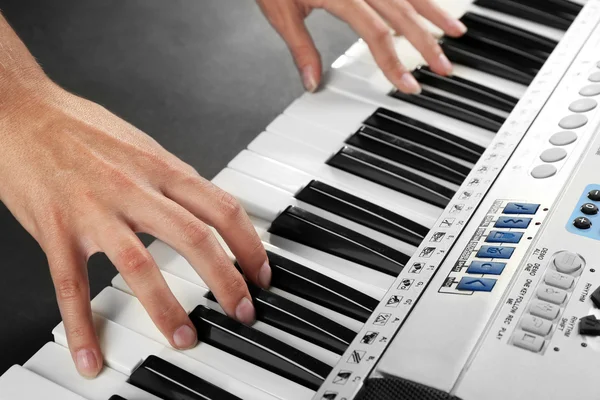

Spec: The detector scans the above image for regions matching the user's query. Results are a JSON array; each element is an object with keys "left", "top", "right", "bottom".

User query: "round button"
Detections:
[
  {"left": 569, "top": 98, "right": 597, "bottom": 113},
  {"left": 590, "top": 71, "right": 600, "bottom": 82},
  {"left": 531, "top": 164, "right": 557, "bottom": 179},
  {"left": 581, "top": 203, "right": 599, "bottom": 215},
  {"left": 553, "top": 251, "right": 584, "bottom": 274},
  {"left": 588, "top": 189, "right": 600, "bottom": 201},
  {"left": 573, "top": 216, "right": 592, "bottom": 230},
  {"left": 598, "top": 62, "right": 600, "bottom": 69},
  {"left": 549, "top": 131, "right": 577, "bottom": 146},
  {"left": 579, "top": 84, "right": 600, "bottom": 97},
  {"left": 539, "top": 148, "right": 567, "bottom": 163},
  {"left": 559, "top": 114, "right": 588, "bottom": 129}
]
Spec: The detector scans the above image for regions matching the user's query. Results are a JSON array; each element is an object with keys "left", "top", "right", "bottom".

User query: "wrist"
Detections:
[{"left": 0, "top": 69, "right": 56, "bottom": 123}]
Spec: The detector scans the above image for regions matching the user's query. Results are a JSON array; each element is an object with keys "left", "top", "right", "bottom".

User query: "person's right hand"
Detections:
[{"left": 0, "top": 72, "right": 270, "bottom": 378}]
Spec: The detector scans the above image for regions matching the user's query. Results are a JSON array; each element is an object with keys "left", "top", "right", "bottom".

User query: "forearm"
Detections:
[{"left": 0, "top": 12, "right": 52, "bottom": 118}]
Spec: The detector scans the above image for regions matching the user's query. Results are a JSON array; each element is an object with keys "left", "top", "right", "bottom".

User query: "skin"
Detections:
[
  {"left": 257, "top": 0, "right": 467, "bottom": 93},
  {"left": 0, "top": 1, "right": 465, "bottom": 378}
]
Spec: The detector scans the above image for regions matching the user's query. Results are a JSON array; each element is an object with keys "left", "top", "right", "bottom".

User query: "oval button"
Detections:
[
  {"left": 531, "top": 164, "right": 557, "bottom": 179},
  {"left": 553, "top": 251, "right": 583, "bottom": 274},
  {"left": 579, "top": 84, "right": 600, "bottom": 97},
  {"left": 549, "top": 131, "right": 577, "bottom": 146},
  {"left": 569, "top": 98, "right": 597, "bottom": 113},
  {"left": 559, "top": 114, "right": 588, "bottom": 129},
  {"left": 540, "top": 148, "right": 567, "bottom": 163},
  {"left": 589, "top": 71, "right": 600, "bottom": 82}
]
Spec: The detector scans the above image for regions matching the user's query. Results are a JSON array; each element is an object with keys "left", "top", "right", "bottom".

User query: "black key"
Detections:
[
  {"left": 191, "top": 305, "right": 331, "bottom": 390},
  {"left": 295, "top": 180, "right": 428, "bottom": 246},
  {"left": 347, "top": 126, "right": 469, "bottom": 185},
  {"left": 265, "top": 250, "right": 378, "bottom": 322},
  {"left": 207, "top": 283, "right": 355, "bottom": 354},
  {"left": 363, "top": 108, "right": 484, "bottom": 163},
  {"left": 413, "top": 66, "right": 518, "bottom": 113},
  {"left": 460, "top": 12, "right": 557, "bottom": 56},
  {"left": 474, "top": 0, "right": 572, "bottom": 30},
  {"left": 463, "top": 32, "right": 546, "bottom": 69},
  {"left": 522, "top": 0, "right": 582, "bottom": 18},
  {"left": 269, "top": 206, "right": 409, "bottom": 276},
  {"left": 328, "top": 147, "right": 454, "bottom": 208},
  {"left": 441, "top": 37, "right": 535, "bottom": 85},
  {"left": 108, "top": 397, "right": 127, "bottom": 400},
  {"left": 129, "top": 356, "right": 241, "bottom": 400},
  {"left": 390, "top": 88, "right": 505, "bottom": 132}
]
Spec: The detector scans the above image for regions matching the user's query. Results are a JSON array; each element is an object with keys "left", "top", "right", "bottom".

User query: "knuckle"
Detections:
[
  {"left": 55, "top": 278, "right": 84, "bottom": 301},
  {"left": 68, "top": 325, "right": 88, "bottom": 340},
  {"left": 117, "top": 245, "right": 153, "bottom": 276},
  {"left": 370, "top": 25, "right": 392, "bottom": 43},
  {"left": 153, "top": 300, "right": 181, "bottom": 327},
  {"left": 182, "top": 220, "right": 211, "bottom": 248},
  {"left": 218, "top": 273, "right": 247, "bottom": 298},
  {"left": 217, "top": 191, "right": 243, "bottom": 221}
]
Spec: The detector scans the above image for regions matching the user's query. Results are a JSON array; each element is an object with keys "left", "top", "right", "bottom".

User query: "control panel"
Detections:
[{"left": 567, "top": 184, "right": 600, "bottom": 239}]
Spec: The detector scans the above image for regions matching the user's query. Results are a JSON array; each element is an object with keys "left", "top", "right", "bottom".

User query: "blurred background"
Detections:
[{"left": 0, "top": 0, "right": 356, "bottom": 373}]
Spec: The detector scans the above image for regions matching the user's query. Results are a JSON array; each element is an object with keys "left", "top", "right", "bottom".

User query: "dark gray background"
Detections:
[{"left": 0, "top": 0, "right": 356, "bottom": 374}]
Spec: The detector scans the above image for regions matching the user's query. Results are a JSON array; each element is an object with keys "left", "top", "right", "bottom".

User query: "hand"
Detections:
[
  {"left": 0, "top": 75, "right": 270, "bottom": 378},
  {"left": 257, "top": 0, "right": 467, "bottom": 93}
]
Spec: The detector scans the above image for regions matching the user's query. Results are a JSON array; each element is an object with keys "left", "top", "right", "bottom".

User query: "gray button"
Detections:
[
  {"left": 553, "top": 251, "right": 583, "bottom": 274},
  {"left": 540, "top": 148, "right": 567, "bottom": 163},
  {"left": 589, "top": 71, "right": 600, "bottom": 82},
  {"left": 569, "top": 98, "right": 597, "bottom": 113},
  {"left": 580, "top": 84, "right": 600, "bottom": 97},
  {"left": 529, "top": 300, "right": 560, "bottom": 320},
  {"left": 531, "top": 164, "right": 557, "bottom": 179},
  {"left": 512, "top": 330, "right": 545, "bottom": 352},
  {"left": 559, "top": 114, "right": 588, "bottom": 129},
  {"left": 521, "top": 314, "right": 553, "bottom": 336},
  {"left": 598, "top": 61, "right": 600, "bottom": 69},
  {"left": 549, "top": 131, "right": 577, "bottom": 146},
  {"left": 537, "top": 285, "right": 567, "bottom": 305},
  {"left": 544, "top": 271, "right": 574, "bottom": 290}
]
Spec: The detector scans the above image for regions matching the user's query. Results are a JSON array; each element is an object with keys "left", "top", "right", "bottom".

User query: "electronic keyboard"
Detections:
[{"left": 2, "top": 0, "right": 600, "bottom": 399}]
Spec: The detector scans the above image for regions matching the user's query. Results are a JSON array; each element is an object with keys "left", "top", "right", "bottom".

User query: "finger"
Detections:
[
  {"left": 367, "top": 0, "right": 452, "bottom": 76},
  {"left": 47, "top": 242, "right": 102, "bottom": 378},
  {"left": 257, "top": 0, "right": 321, "bottom": 92},
  {"left": 407, "top": 0, "right": 467, "bottom": 37},
  {"left": 96, "top": 221, "right": 199, "bottom": 349},
  {"left": 161, "top": 172, "right": 270, "bottom": 290},
  {"left": 316, "top": 0, "right": 420, "bottom": 93},
  {"left": 129, "top": 196, "right": 256, "bottom": 325}
]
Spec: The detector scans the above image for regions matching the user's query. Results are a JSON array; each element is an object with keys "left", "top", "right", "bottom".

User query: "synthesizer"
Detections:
[{"left": 1, "top": 0, "right": 599, "bottom": 399}]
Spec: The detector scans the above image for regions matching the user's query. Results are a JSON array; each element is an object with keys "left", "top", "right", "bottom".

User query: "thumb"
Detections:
[{"left": 259, "top": 1, "right": 322, "bottom": 92}]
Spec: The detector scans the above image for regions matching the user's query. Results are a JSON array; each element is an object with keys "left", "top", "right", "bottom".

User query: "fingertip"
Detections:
[
  {"left": 75, "top": 348, "right": 101, "bottom": 379},
  {"left": 446, "top": 18, "right": 467, "bottom": 37},
  {"left": 173, "top": 324, "right": 198, "bottom": 349},
  {"left": 235, "top": 297, "right": 256, "bottom": 325},
  {"left": 257, "top": 261, "right": 272, "bottom": 289},
  {"left": 398, "top": 72, "right": 422, "bottom": 95},
  {"left": 434, "top": 53, "right": 453, "bottom": 76},
  {"left": 301, "top": 65, "right": 319, "bottom": 92}
]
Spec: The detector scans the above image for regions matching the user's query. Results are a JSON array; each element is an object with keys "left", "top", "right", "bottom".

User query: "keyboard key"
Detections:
[
  {"left": 466, "top": 261, "right": 507, "bottom": 275},
  {"left": 328, "top": 147, "right": 454, "bottom": 208},
  {"left": 485, "top": 231, "right": 523, "bottom": 243},
  {"left": 503, "top": 203, "right": 540, "bottom": 214},
  {"left": 295, "top": 180, "right": 428, "bottom": 246},
  {"left": 129, "top": 356, "right": 242, "bottom": 400},
  {"left": 190, "top": 305, "right": 332, "bottom": 390},
  {"left": 207, "top": 283, "right": 355, "bottom": 354},
  {"left": 474, "top": 0, "right": 573, "bottom": 30},
  {"left": 390, "top": 88, "right": 505, "bottom": 132},
  {"left": 494, "top": 217, "right": 532, "bottom": 229},
  {"left": 0, "top": 366, "right": 87, "bottom": 400},
  {"left": 269, "top": 206, "right": 409, "bottom": 276},
  {"left": 413, "top": 65, "right": 518, "bottom": 113},
  {"left": 457, "top": 277, "right": 497, "bottom": 292}
]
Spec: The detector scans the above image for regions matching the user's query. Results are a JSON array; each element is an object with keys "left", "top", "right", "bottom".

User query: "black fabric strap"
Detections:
[{"left": 356, "top": 378, "right": 462, "bottom": 400}]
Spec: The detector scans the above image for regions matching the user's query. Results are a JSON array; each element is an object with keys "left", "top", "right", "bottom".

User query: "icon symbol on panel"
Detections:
[
  {"left": 430, "top": 232, "right": 446, "bottom": 242},
  {"left": 333, "top": 371, "right": 352, "bottom": 385},
  {"left": 361, "top": 331, "right": 379, "bottom": 345},
  {"left": 322, "top": 391, "right": 338, "bottom": 399},
  {"left": 374, "top": 313, "right": 391, "bottom": 326},
  {"left": 348, "top": 350, "right": 366, "bottom": 364},
  {"left": 386, "top": 295, "right": 403, "bottom": 307},
  {"left": 420, "top": 247, "right": 435, "bottom": 258},
  {"left": 398, "top": 279, "right": 414, "bottom": 290}
]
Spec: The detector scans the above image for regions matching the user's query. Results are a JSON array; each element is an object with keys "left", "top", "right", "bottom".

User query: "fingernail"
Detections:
[
  {"left": 258, "top": 262, "right": 272, "bottom": 289},
  {"left": 400, "top": 72, "right": 421, "bottom": 94},
  {"left": 438, "top": 53, "right": 453, "bottom": 75},
  {"left": 173, "top": 325, "right": 197, "bottom": 349},
  {"left": 76, "top": 349, "right": 99, "bottom": 378},
  {"left": 450, "top": 19, "right": 467, "bottom": 35},
  {"left": 235, "top": 297, "right": 256, "bottom": 325},
  {"left": 302, "top": 65, "right": 318, "bottom": 93}
]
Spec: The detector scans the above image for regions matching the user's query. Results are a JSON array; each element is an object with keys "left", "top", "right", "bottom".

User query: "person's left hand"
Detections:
[{"left": 257, "top": 0, "right": 466, "bottom": 94}]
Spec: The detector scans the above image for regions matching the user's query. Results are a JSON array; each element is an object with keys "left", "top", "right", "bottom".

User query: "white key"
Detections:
[
  {"left": 247, "top": 131, "right": 443, "bottom": 224},
  {"left": 0, "top": 365, "right": 87, "bottom": 400},
  {"left": 266, "top": 113, "right": 465, "bottom": 192},
  {"left": 53, "top": 296, "right": 307, "bottom": 400},
  {"left": 228, "top": 150, "right": 436, "bottom": 229},
  {"left": 111, "top": 271, "right": 340, "bottom": 367},
  {"left": 212, "top": 167, "right": 417, "bottom": 257},
  {"left": 318, "top": 73, "right": 495, "bottom": 148},
  {"left": 24, "top": 342, "right": 160, "bottom": 400}
]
